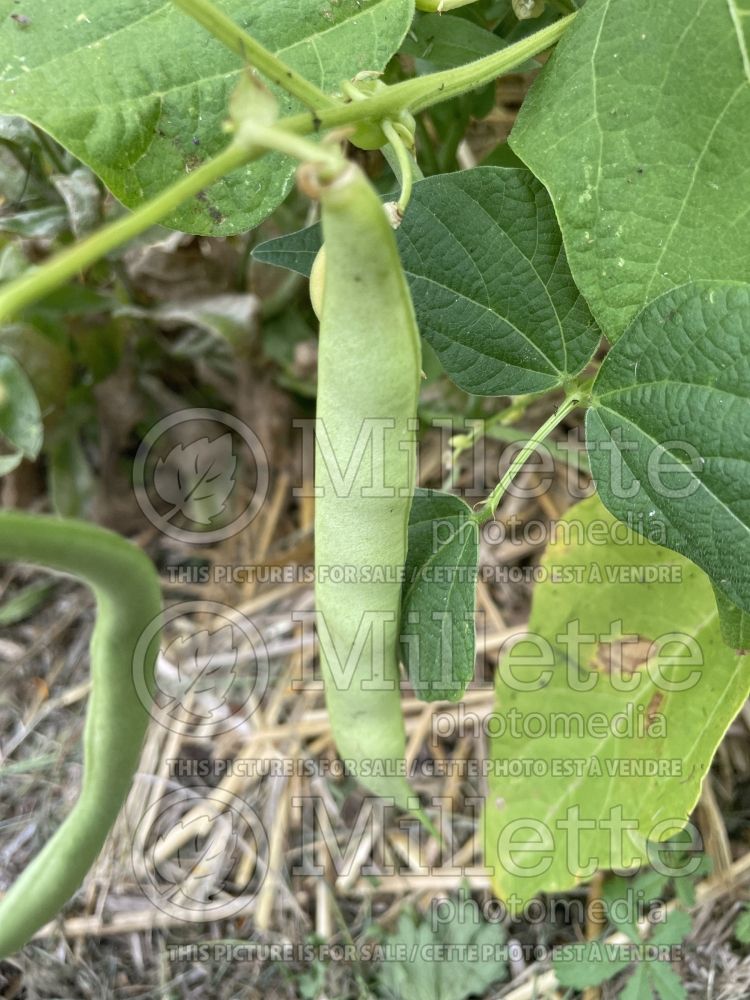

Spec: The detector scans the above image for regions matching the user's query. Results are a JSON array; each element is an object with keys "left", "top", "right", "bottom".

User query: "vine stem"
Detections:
[
  {"left": 0, "top": 15, "right": 574, "bottom": 323},
  {"left": 172, "top": 0, "right": 336, "bottom": 110},
  {"left": 473, "top": 392, "right": 582, "bottom": 524},
  {"left": 284, "top": 13, "right": 574, "bottom": 124}
]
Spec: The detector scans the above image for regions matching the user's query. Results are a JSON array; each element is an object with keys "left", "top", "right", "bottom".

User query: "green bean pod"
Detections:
[
  {"left": 0, "top": 513, "right": 161, "bottom": 958},
  {"left": 310, "top": 161, "right": 421, "bottom": 809}
]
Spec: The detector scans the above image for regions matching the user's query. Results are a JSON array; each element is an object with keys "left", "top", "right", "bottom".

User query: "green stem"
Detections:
[
  {"left": 281, "top": 14, "right": 573, "bottom": 128},
  {"left": 172, "top": 0, "right": 336, "bottom": 110},
  {"left": 388, "top": 144, "right": 424, "bottom": 184},
  {"left": 473, "top": 392, "right": 582, "bottom": 524},
  {"left": 237, "top": 122, "right": 343, "bottom": 171},
  {"left": 381, "top": 120, "right": 415, "bottom": 216},
  {"left": 0, "top": 140, "right": 254, "bottom": 324},
  {"left": 0, "top": 127, "right": 338, "bottom": 325},
  {"left": 451, "top": 391, "right": 542, "bottom": 463},
  {"left": 397, "top": 14, "right": 573, "bottom": 114}
]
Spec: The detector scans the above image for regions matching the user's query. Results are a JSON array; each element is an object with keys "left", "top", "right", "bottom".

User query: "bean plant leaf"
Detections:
[
  {"left": 484, "top": 495, "right": 750, "bottom": 902},
  {"left": 586, "top": 282, "right": 750, "bottom": 615},
  {"left": 0, "top": 0, "right": 414, "bottom": 235},
  {"left": 254, "top": 219, "right": 323, "bottom": 278},
  {"left": 400, "top": 488, "right": 478, "bottom": 702},
  {"left": 399, "top": 168, "right": 600, "bottom": 395},
  {"left": 509, "top": 0, "right": 750, "bottom": 342},
  {"left": 402, "top": 14, "right": 508, "bottom": 69},
  {"left": 0, "top": 352, "right": 43, "bottom": 467},
  {"left": 255, "top": 167, "right": 601, "bottom": 395}
]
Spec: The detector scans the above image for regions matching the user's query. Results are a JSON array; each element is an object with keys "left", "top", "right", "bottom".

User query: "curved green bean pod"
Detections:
[
  {"left": 0, "top": 513, "right": 161, "bottom": 958},
  {"left": 309, "top": 161, "right": 422, "bottom": 810}
]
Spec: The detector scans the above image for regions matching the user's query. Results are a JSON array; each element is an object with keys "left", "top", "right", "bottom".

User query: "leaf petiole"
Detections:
[
  {"left": 451, "top": 392, "right": 544, "bottom": 466},
  {"left": 473, "top": 392, "right": 583, "bottom": 524}
]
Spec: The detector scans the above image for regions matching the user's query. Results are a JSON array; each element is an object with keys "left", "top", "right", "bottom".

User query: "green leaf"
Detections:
[
  {"left": 377, "top": 904, "right": 507, "bottom": 1000},
  {"left": 49, "top": 431, "right": 95, "bottom": 519},
  {"left": 646, "top": 959, "right": 687, "bottom": 1000},
  {"left": 481, "top": 141, "right": 525, "bottom": 169},
  {"left": 484, "top": 494, "right": 750, "bottom": 901},
  {"left": 554, "top": 939, "right": 633, "bottom": 989},
  {"left": 602, "top": 874, "right": 649, "bottom": 941},
  {"left": 254, "top": 218, "right": 323, "bottom": 278},
  {"left": 0, "top": 579, "right": 56, "bottom": 627},
  {"left": 712, "top": 585, "right": 750, "bottom": 652},
  {"left": 0, "top": 0, "right": 414, "bottom": 235},
  {"left": 734, "top": 906, "right": 750, "bottom": 944},
  {"left": 620, "top": 963, "right": 652, "bottom": 1000},
  {"left": 0, "top": 324, "right": 73, "bottom": 415},
  {"left": 586, "top": 281, "right": 750, "bottom": 614},
  {"left": 255, "top": 167, "right": 600, "bottom": 395},
  {"left": 510, "top": 0, "right": 750, "bottom": 341},
  {"left": 402, "top": 14, "right": 507, "bottom": 69},
  {"left": 0, "top": 352, "right": 42, "bottom": 462},
  {"left": 649, "top": 910, "right": 691, "bottom": 949},
  {"left": 0, "top": 205, "right": 69, "bottom": 238},
  {"left": 399, "top": 168, "right": 600, "bottom": 394},
  {"left": 400, "top": 488, "right": 478, "bottom": 702}
]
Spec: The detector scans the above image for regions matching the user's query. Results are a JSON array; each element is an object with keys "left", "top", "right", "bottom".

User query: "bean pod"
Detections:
[
  {"left": 308, "top": 161, "right": 421, "bottom": 810},
  {"left": 0, "top": 514, "right": 161, "bottom": 958}
]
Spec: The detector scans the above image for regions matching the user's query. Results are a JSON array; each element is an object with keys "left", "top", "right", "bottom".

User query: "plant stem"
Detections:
[
  {"left": 473, "top": 392, "right": 582, "bottom": 524},
  {"left": 452, "top": 392, "right": 542, "bottom": 463},
  {"left": 381, "top": 120, "right": 415, "bottom": 216},
  {"left": 0, "top": 140, "right": 253, "bottom": 324},
  {"left": 281, "top": 14, "right": 572, "bottom": 131},
  {"left": 238, "top": 122, "right": 343, "bottom": 171},
  {"left": 172, "top": 0, "right": 336, "bottom": 110}
]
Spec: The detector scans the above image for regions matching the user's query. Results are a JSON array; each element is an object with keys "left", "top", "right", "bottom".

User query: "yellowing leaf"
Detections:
[{"left": 485, "top": 495, "right": 749, "bottom": 901}]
